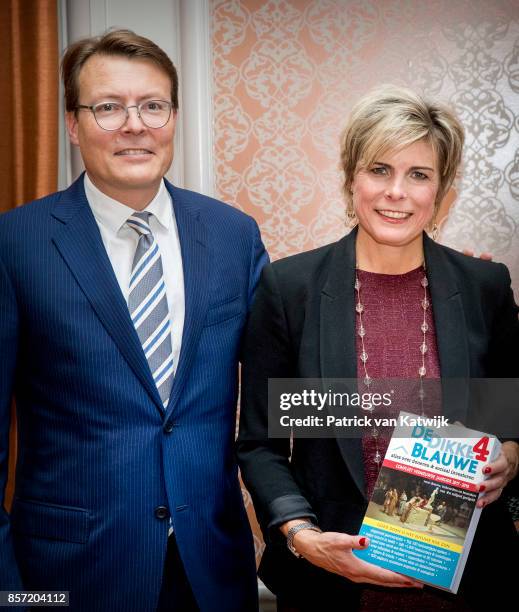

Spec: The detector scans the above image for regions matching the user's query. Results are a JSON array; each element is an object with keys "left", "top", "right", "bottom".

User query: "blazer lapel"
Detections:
[
  {"left": 320, "top": 227, "right": 367, "bottom": 499},
  {"left": 164, "top": 182, "right": 210, "bottom": 419},
  {"left": 424, "top": 234, "right": 470, "bottom": 425},
  {"left": 51, "top": 176, "right": 164, "bottom": 412}
]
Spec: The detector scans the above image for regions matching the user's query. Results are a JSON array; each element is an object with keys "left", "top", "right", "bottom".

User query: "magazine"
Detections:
[{"left": 353, "top": 411, "right": 501, "bottom": 592}]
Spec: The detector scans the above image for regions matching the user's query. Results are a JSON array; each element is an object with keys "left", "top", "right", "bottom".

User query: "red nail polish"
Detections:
[
  {"left": 360, "top": 537, "right": 367, "bottom": 547},
  {"left": 479, "top": 485, "right": 486, "bottom": 492},
  {"left": 483, "top": 467, "right": 491, "bottom": 474}
]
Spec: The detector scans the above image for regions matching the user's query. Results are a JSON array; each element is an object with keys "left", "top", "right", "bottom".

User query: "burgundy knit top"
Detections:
[{"left": 356, "top": 266, "right": 441, "bottom": 499}]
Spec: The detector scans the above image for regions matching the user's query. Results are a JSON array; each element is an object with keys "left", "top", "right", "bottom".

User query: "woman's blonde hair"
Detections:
[{"left": 341, "top": 85, "right": 464, "bottom": 217}]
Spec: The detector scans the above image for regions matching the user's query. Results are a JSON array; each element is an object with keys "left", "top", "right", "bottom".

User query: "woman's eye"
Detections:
[
  {"left": 412, "top": 171, "right": 428, "bottom": 180},
  {"left": 371, "top": 166, "right": 387, "bottom": 175}
]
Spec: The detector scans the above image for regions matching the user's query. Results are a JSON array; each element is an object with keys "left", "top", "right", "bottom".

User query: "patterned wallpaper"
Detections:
[
  {"left": 212, "top": 0, "right": 519, "bottom": 288},
  {"left": 212, "top": 0, "right": 519, "bottom": 565}
]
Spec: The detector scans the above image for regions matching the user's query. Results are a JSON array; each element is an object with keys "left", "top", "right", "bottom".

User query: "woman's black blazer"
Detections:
[{"left": 238, "top": 228, "right": 519, "bottom": 610}]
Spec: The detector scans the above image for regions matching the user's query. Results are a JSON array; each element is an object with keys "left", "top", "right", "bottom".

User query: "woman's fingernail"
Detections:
[
  {"left": 359, "top": 537, "right": 367, "bottom": 547},
  {"left": 479, "top": 484, "right": 486, "bottom": 492},
  {"left": 483, "top": 467, "right": 492, "bottom": 474}
]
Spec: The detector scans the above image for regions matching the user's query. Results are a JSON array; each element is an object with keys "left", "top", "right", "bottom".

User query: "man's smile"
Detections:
[{"left": 114, "top": 148, "right": 154, "bottom": 155}]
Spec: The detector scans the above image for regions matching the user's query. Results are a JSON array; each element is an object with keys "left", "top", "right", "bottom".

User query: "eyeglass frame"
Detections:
[{"left": 75, "top": 100, "right": 174, "bottom": 131}]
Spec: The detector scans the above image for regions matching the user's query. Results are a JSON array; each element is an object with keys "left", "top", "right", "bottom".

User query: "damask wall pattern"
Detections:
[
  {"left": 211, "top": 0, "right": 519, "bottom": 565},
  {"left": 212, "top": 0, "right": 519, "bottom": 289}
]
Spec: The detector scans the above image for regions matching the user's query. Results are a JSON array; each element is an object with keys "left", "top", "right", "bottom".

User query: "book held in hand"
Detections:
[{"left": 353, "top": 411, "right": 501, "bottom": 593}]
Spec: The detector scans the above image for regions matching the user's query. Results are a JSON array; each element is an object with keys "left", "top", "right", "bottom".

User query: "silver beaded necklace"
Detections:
[{"left": 355, "top": 265, "right": 430, "bottom": 465}]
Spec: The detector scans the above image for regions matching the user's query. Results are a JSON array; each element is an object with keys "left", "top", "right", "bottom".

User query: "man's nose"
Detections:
[{"left": 122, "top": 106, "right": 146, "bottom": 132}]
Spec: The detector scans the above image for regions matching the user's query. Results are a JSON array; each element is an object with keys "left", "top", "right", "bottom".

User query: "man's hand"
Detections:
[{"left": 462, "top": 249, "right": 493, "bottom": 260}]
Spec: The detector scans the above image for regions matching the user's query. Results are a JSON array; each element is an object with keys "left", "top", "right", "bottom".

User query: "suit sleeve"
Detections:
[
  {"left": 245, "top": 217, "right": 269, "bottom": 310},
  {"left": 237, "top": 263, "right": 317, "bottom": 543},
  {"left": 0, "top": 253, "right": 23, "bottom": 589}
]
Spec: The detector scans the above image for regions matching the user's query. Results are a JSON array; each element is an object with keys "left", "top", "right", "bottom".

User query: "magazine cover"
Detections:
[{"left": 353, "top": 411, "right": 501, "bottom": 592}]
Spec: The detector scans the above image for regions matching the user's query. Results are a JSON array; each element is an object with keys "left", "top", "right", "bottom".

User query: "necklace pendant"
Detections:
[
  {"left": 360, "top": 351, "right": 368, "bottom": 363},
  {"left": 421, "top": 276, "right": 429, "bottom": 288},
  {"left": 374, "top": 451, "right": 382, "bottom": 465},
  {"left": 419, "top": 365, "right": 426, "bottom": 377},
  {"left": 418, "top": 387, "right": 426, "bottom": 400},
  {"left": 356, "top": 302, "right": 364, "bottom": 314},
  {"left": 364, "top": 375, "right": 372, "bottom": 387},
  {"left": 421, "top": 322, "right": 429, "bottom": 333},
  {"left": 355, "top": 278, "right": 361, "bottom": 290},
  {"left": 358, "top": 325, "right": 366, "bottom": 338},
  {"left": 420, "top": 342, "right": 428, "bottom": 355},
  {"left": 421, "top": 298, "right": 429, "bottom": 310}
]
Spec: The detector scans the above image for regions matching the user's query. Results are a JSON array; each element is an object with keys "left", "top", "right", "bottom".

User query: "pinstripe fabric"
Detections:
[
  {"left": 127, "top": 212, "right": 173, "bottom": 409},
  {"left": 0, "top": 175, "right": 268, "bottom": 612}
]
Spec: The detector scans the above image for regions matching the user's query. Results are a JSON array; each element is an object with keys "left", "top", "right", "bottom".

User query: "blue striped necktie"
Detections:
[{"left": 127, "top": 212, "right": 174, "bottom": 409}]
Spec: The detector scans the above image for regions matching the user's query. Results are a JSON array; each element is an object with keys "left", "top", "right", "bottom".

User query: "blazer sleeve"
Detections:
[
  {"left": 0, "top": 253, "right": 23, "bottom": 590},
  {"left": 245, "top": 217, "right": 269, "bottom": 311},
  {"left": 237, "top": 263, "right": 317, "bottom": 543},
  {"left": 488, "top": 264, "right": 519, "bottom": 493},
  {"left": 487, "top": 263, "right": 519, "bottom": 377}
]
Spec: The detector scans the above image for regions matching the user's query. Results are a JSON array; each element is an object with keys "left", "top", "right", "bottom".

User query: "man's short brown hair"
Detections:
[{"left": 61, "top": 29, "right": 179, "bottom": 113}]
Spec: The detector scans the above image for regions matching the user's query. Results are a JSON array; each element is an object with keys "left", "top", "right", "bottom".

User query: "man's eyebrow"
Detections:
[{"left": 88, "top": 91, "right": 168, "bottom": 101}]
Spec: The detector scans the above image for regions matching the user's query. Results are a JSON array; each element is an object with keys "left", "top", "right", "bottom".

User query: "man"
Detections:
[{"left": 0, "top": 30, "right": 267, "bottom": 611}]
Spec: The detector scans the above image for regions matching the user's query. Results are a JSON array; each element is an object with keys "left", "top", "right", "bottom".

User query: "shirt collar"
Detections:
[{"left": 84, "top": 173, "right": 171, "bottom": 234}]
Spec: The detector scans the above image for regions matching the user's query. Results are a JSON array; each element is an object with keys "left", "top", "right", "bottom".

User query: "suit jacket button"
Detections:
[
  {"left": 155, "top": 506, "right": 170, "bottom": 520},
  {"left": 163, "top": 422, "right": 174, "bottom": 433}
]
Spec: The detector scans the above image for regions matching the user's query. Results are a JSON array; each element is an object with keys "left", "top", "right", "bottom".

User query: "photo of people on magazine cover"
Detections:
[{"left": 366, "top": 467, "right": 476, "bottom": 547}]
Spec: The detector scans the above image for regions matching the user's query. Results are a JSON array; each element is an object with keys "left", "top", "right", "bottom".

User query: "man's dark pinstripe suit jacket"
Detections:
[{"left": 0, "top": 174, "right": 268, "bottom": 611}]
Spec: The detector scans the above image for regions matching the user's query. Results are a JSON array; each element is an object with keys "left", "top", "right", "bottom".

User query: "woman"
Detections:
[
  {"left": 237, "top": 86, "right": 519, "bottom": 611},
  {"left": 383, "top": 488, "right": 393, "bottom": 514},
  {"left": 397, "top": 490, "right": 408, "bottom": 516},
  {"left": 387, "top": 488, "right": 398, "bottom": 517}
]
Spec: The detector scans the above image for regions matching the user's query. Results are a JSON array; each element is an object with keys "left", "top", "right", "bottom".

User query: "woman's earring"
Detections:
[
  {"left": 346, "top": 209, "right": 358, "bottom": 228},
  {"left": 346, "top": 191, "right": 358, "bottom": 228},
  {"left": 431, "top": 223, "right": 439, "bottom": 241}
]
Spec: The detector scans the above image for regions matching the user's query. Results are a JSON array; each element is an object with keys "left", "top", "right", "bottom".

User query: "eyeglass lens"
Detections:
[{"left": 93, "top": 101, "right": 171, "bottom": 130}]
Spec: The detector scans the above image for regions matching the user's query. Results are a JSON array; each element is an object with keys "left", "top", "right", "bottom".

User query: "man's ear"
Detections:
[{"left": 65, "top": 111, "right": 80, "bottom": 146}]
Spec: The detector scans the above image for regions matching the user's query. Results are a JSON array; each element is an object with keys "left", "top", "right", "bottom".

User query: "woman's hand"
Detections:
[
  {"left": 290, "top": 528, "right": 422, "bottom": 588},
  {"left": 477, "top": 441, "right": 519, "bottom": 508}
]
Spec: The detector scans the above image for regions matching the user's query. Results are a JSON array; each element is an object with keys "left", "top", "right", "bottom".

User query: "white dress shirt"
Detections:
[{"left": 85, "top": 173, "right": 185, "bottom": 376}]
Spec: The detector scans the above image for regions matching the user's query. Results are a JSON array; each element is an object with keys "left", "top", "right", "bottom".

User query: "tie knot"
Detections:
[{"left": 127, "top": 212, "right": 152, "bottom": 236}]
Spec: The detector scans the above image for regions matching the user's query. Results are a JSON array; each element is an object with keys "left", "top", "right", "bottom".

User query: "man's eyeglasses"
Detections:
[{"left": 76, "top": 100, "right": 173, "bottom": 130}]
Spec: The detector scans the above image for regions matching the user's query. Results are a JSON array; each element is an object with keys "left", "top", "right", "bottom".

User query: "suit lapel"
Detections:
[
  {"left": 164, "top": 183, "right": 210, "bottom": 419},
  {"left": 320, "top": 227, "right": 367, "bottom": 499},
  {"left": 51, "top": 176, "right": 164, "bottom": 412},
  {"left": 424, "top": 234, "right": 470, "bottom": 424}
]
